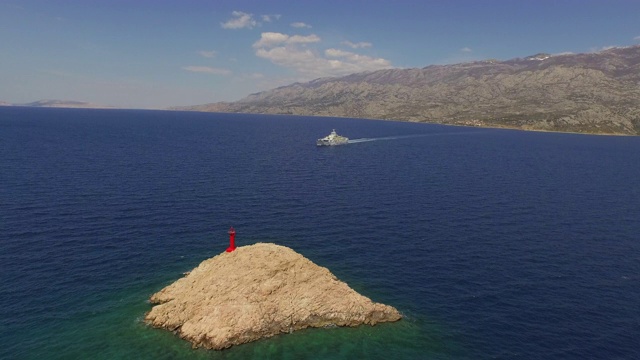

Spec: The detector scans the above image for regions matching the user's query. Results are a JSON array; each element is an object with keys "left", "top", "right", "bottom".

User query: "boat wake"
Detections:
[{"left": 347, "top": 131, "right": 487, "bottom": 144}]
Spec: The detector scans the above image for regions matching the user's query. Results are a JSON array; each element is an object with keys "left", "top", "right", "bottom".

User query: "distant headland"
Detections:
[
  {"left": 0, "top": 99, "right": 114, "bottom": 109},
  {"left": 144, "top": 243, "right": 401, "bottom": 350}
]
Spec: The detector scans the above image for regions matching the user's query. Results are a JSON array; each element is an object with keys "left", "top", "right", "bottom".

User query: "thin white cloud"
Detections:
[
  {"left": 325, "top": 48, "right": 391, "bottom": 67},
  {"left": 262, "top": 14, "right": 281, "bottom": 22},
  {"left": 253, "top": 32, "right": 320, "bottom": 48},
  {"left": 182, "top": 66, "right": 231, "bottom": 75},
  {"left": 324, "top": 49, "right": 351, "bottom": 57},
  {"left": 341, "top": 40, "right": 372, "bottom": 49},
  {"left": 221, "top": 11, "right": 257, "bottom": 29},
  {"left": 253, "top": 32, "right": 392, "bottom": 79},
  {"left": 634, "top": 35, "right": 640, "bottom": 41},
  {"left": 253, "top": 32, "right": 290, "bottom": 48},
  {"left": 589, "top": 45, "right": 619, "bottom": 52},
  {"left": 198, "top": 50, "right": 217, "bottom": 58},
  {"left": 291, "top": 22, "right": 312, "bottom": 28},
  {"left": 236, "top": 72, "right": 265, "bottom": 81},
  {"left": 461, "top": 47, "right": 472, "bottom": 53},
  {"left": 288, "top": 34, "right": 321, "bottom": 44},
  {"left": 255, "top": 47, "right": 319, "bottom": 74}
]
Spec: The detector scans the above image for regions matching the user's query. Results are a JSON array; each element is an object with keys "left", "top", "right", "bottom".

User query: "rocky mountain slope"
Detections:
[
  {"left": 145, "top": 243, "right": 401, "bottom": 350},
  {"left": 180, "top": 46, "right": 640, "bottom": 135}
]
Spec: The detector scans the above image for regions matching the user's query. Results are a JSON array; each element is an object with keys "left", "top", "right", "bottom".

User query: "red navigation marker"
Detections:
[{"left": 226, "top": 227, "right": 236, "bottom": 252}]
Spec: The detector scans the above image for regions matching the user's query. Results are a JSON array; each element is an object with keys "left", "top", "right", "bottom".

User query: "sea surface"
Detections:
[{"left": 1, "top": 107, "right": 639, "bottom": 359}]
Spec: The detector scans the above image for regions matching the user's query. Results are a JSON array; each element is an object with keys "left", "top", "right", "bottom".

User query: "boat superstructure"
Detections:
[{"left": 316, "top": 129, "right": 349, "bottom": 146}]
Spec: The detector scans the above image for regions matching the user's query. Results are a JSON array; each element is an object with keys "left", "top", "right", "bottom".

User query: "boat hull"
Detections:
[{"left": 316, "top": 139, "right": 349, "bottom": 146}]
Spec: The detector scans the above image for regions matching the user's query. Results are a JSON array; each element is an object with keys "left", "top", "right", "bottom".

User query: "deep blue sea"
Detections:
[{"left": 2, "top": 107, "right": 639, "bottom": 359}]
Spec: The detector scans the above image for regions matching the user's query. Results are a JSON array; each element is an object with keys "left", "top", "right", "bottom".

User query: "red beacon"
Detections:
[{"left": 226, "top": 227, "right": 236, "bottom": 252}]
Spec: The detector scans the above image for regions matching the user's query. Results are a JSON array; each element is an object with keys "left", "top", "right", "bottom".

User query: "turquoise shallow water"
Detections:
[{"left": 2, "top": 107, "right": 640, "bottom": 359}]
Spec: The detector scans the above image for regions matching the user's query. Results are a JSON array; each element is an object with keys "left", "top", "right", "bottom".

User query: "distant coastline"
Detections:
[
  {"left": 174, "top": 46, "right": 640, "bottom": 136},
  {"left": 4, "top": 104, "right": 635, "bottom": 137},
  {"left": 0, "top": 99, "right": 115, "bottom": 109}
]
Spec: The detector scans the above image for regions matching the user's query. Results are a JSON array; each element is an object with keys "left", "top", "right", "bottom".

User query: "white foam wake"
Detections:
[{"left": 347, "top": 131, "right": 487, "bottom": 144}]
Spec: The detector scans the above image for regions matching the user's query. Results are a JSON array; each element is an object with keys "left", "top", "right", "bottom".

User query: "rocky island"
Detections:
[{"left": 145, "top": 243, "right": 401, "bottom": 350}]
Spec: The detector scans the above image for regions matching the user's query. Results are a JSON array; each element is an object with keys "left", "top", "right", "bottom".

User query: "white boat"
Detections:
[{"left": 316, "top": 129, "right": 349, "bottom": 146}]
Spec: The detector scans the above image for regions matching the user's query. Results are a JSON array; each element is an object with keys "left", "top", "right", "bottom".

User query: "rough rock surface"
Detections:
[
  {"left": 145, "top": 243, "right": 401, "bottom": 350},
  {"left": 176, "top": 46, "right": 640, "bottom": 135}
]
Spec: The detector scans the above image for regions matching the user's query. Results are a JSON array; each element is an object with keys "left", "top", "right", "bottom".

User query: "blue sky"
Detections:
[{"left": 1, "top": 0, "right": 639, "bottom": 108}]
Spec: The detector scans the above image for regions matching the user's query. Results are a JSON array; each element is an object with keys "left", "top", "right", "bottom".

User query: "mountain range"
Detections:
[{"left": 178, "top": 46, "right": 640, "bottom": 135}]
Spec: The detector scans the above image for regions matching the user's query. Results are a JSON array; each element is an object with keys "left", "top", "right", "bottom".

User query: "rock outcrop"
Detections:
[
  {"left": 176, "top": 46, "right": 640, "bottom": 135},
  {"left": 145, "top": 243, "right": 401, "bottom": 350}
]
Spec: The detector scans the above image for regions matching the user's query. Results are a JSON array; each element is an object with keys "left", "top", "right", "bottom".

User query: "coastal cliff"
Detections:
[
  {"left": 145, "top": 243, "right": 401, "bottom": 350},
  {"left": 177, "top": 46, "right": 640, "bottom": 135}
]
